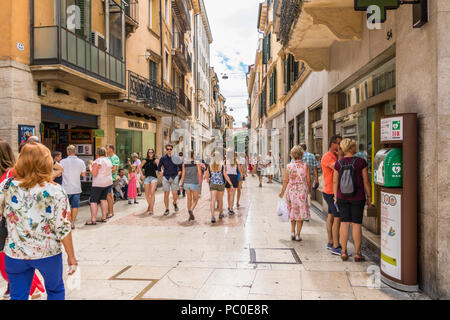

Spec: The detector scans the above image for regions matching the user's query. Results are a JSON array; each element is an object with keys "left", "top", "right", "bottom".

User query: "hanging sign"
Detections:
[
  {"left": 380, "top": 191, "right": 402, "bottom": 280},
  {"left": 381, "top": 116, "right": 403, "bottom": 141}
]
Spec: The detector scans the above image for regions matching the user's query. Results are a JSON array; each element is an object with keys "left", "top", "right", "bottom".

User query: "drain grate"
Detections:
[{"left": 250, "top": 248, "right": 302, "bottom": 265}]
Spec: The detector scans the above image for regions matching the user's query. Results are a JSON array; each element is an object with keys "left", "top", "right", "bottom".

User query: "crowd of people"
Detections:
[
  {"left": 0, "top": 132, "right": 372, "bottom": 300},
  {"left": 278, "top": 135, "right": 372, "bottom": 262}
]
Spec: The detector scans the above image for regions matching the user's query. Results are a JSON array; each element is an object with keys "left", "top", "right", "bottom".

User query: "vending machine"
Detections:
[{"left": 374, "top": 114, "right": 418, "bottom": 292}]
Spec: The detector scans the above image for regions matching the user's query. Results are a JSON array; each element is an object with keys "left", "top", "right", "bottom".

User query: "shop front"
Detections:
[
  {"left": 332, "top": 58, "right": 397, "bottom": 234},
  {"left": 41, "top": 105, "right": 99, "bottom": 202},
  {"left": 115, "top": 116, "right": 157, "bottom": 167}
]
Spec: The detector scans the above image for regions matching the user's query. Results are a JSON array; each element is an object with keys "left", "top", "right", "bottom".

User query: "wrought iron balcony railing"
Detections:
[
  {"left": 279, "top": 0, "right": 303, "bottom": 46},
  {"left": 128, "top": 71, "right": 177, "bottom": 114},
  {"left": 172, "top": 0, "right": 191, "bottom": 31},
  {"left": 172, "top": 32, "right": 192, "bottom": 72},
  {"left": 124, "top": 0, "right": 139, "bottom": 28},
  {"left": 177, "top": 88, "right": 192, "bottom": 115}
]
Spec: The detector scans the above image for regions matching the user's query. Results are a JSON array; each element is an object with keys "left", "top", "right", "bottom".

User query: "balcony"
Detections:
[
  {"left": 172, "top": 0, "right": 191, "bottom": 31},
  {"left": 124, "top": 0, "right": 139, "bottom": 34},
  {"left": 31, "top": 26, "right": 126, "bottom": 95},
  {"left": 276, "top": 0, "right": 363, "bottom": 71},
  {"left": 176, "top": 88, "right": 192, "bottom": 118},
  {"left": 128, "top": 71, "right": 177, "bottom": 115},
  {"left": 172, "top": 32, "right": 192, "bottom": 73}
]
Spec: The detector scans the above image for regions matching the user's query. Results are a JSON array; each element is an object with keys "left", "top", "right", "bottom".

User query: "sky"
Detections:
[{"left": 205, "top": 0, "right": 262, "bottom": 127}]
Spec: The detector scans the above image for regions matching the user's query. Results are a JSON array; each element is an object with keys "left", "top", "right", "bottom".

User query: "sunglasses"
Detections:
[{"left": 166, "top": 148, "right": 173, "bottom": 151}]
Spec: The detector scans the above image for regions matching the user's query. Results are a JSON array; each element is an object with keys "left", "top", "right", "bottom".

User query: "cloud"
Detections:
[{"left": 205, "top": 0, "right": 261, "bottom": 126}]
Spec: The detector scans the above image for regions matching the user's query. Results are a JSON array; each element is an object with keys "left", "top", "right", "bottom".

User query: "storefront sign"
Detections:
[
  {"left": 115, "top": 117, "right": 156, "bottom": 132},
  {"left": 381, "top": 116, "right": 403, "bottom": 141},
  {"left": 41, "top": 105, "right": 98, "bottom": 128},
  {"left": 94, "top": 130, "right": 104, "bottom": 137},
  {"left": 70, "top": 130, "right": 93, "bottom": 143},
  {"left": 381, "top": 191, "right": 402, "bottom": 280}
]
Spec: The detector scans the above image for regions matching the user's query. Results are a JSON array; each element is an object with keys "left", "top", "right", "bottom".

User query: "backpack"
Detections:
[{"left": 338, "top": 158, "right": 357, "bottom": 197}]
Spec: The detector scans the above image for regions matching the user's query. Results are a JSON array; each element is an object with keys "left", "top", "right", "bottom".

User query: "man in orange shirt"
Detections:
[{"left": 321, "top": 135, "right": 343, "bottom": 255}]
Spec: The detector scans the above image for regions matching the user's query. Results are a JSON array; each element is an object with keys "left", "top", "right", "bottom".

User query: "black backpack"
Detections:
[{"left": 338, "top": 158, "right": 357, "bottom": 197}]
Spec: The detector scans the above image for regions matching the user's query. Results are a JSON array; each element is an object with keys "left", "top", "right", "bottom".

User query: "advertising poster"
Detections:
[
  {"left": 381, "top": 191, "right": 402, "bottom": 280},
  {"left": 18, "top": 125, "right": 35, "bottom": 146}
]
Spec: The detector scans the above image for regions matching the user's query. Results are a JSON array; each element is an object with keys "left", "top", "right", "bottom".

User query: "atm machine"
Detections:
[{"left": 374, "top": 114, "right": 418, "bottom": 292}]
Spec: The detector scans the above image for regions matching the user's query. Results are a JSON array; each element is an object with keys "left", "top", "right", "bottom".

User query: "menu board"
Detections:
[
  {"left": 380, "top": 191, "right": 402, "bottom": 280},
  {"left": 381, "top": 116, "right": 403, "bottom": 141}
]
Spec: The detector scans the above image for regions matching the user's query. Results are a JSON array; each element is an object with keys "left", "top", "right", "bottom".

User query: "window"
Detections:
[
  {"left": 149, "top": 0, "right": 153, "bottom": 29},
  {"left": 262, "top": 33, "right": 271, "bottom": 65},
  {"left": 149, "top": 60, "right": 158, "bottom": 83},
  {"left": 296, "top": 113, "right": 305, "bottom": 144},
  {"left": 288, "top": 120, "right": 295, "bottom": 152},
  {"left": 165, "top": 0, "right": 170, "bottom": 22},
  {"left": 284, "top": 54, "right": 300, "bottom": 93},
  {"left": 269, "top": 69, "right": 277, "bottom": 106},
  {"left": 165, "top": 51, "right": 170, "bottom": 81},
  {"left": 62, "top": 0, "right": 91, "bottom": 40}
]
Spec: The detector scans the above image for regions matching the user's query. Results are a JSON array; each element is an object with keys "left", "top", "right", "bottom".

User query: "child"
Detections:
[{"left": 127, "top": 165, "right": 143, "bottom": 204}]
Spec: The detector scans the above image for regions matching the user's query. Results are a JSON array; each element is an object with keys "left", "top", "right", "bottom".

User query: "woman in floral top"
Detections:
[
  {"left": 279, "top": 146, "right": 311, "bottom": 241},
  {"left": 0, "top": 143, "right": 77, "bottom": 300}
]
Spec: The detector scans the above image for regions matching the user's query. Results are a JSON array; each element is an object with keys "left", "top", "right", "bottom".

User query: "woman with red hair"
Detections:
[
  {"left": 0, "top": 139, "right": 45, "bottom": 299},
  {"left": 0, "top": 142, "right": 77, "bottom": 300}
]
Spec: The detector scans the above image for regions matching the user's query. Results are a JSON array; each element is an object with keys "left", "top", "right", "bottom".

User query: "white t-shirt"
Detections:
[
  {"left": 92, "top": 157, "right": 113, "bottom": 188},
  {"left": 60, "top": 156, "right": 87, "bottom": 195}
]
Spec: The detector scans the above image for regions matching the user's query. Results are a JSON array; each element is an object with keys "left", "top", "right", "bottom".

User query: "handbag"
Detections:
[{"left": 0, "top": 177, "right": 14, "bottom": 251}]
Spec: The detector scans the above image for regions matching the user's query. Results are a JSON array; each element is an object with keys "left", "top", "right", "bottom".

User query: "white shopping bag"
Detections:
[{"left": 277, "top": 198, "right": 289, "bottom": 222}]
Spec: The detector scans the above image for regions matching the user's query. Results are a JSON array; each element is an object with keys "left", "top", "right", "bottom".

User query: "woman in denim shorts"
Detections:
[
  {"left": 139, "top": 149, "right": 159, "bottom": 215},
  {"left": 179, "top": 151, "right": 202, "bottom": 221},
  {"left": 204, "top": 152, "right": 233, "bottom": 224}
]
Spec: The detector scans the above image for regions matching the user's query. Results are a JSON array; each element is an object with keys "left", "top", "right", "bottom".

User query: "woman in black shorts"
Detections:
[
  {"left": 225, "top": 152, "right": 242, "bottom": 216},
  {"left": 333, "top": 139, "right": 372, "bottom": 262}
]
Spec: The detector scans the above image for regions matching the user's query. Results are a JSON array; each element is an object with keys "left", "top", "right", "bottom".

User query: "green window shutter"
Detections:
[
  {"left": 268, "top": 33, "right": 271, "bottom": 61},
  {"left": 273, "top": 68, "right": 277, "bottom": 102},
  {"left": 293, "top": 60, "right": 299, "bottom": 82}
]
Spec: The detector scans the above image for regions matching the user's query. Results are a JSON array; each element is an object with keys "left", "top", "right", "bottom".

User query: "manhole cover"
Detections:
[{"left": 250, "top": 248, "right": 302, "bottom": 264}]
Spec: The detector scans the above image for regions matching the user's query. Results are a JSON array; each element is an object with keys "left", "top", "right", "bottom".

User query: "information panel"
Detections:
[
  {"left": 381, "top": 191, "right": 402, "bottom": 280},
  {"left": 381, "top": 116, "right": 403, "bottom": 141}
]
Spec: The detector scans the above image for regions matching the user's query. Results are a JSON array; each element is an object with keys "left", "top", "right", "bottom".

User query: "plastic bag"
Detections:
[{"left": 277, "top": 198, "right": 289, "bottom": 222}]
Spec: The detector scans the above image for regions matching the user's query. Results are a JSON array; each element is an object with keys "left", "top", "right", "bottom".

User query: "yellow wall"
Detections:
[
  {"left": 34, "top": 0, "right": 55, "bottom": 27},
  {"left": 126, "top": 0, "right": 161, "bottom": 81},
  {"left": 0, "top": 0, "right": 31, "bottom": 65},
  {"left": 92, "top": 0, "right": 105, "bottom": 36}
]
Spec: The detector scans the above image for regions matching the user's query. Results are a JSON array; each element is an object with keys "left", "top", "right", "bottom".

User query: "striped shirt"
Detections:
[{"left": 302, "top": 151, "right": 319, "bottom": 176}]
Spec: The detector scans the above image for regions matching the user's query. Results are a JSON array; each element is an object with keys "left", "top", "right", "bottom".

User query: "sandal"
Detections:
[
  {"left": 96, "top": 218, "right": 107, "bottom": 223},
  {"left": 106, "top": 214, "right": 114, "bottom": 219},
  {"left": 354, "top": 253, "right": 366, "bottom": 262},
  {"left": 341, "top": 252, "right": 349, "bottom": 261},
  {"left": 85, "top": 221, "right": 97, "bottom": 226}
]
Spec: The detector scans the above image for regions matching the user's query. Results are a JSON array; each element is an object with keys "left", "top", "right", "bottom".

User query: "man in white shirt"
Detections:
[{"left": 60, "top": 145, "right": 87, "bottom": 229}]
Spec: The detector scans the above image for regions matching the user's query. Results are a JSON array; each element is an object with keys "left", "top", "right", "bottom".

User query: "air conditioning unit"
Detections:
[{"left": 91, "top": 31, "right": 106, "bottom": 51}]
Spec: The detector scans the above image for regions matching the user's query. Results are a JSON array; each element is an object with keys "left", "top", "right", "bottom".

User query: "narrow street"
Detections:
[{"left": 0, "top": 176, "right": 427, "bottom": 300}]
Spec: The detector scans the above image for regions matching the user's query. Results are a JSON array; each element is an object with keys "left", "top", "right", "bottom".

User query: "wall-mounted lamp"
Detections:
[{"left": 138, "top": 51, "right": 152, "bottom": 63}]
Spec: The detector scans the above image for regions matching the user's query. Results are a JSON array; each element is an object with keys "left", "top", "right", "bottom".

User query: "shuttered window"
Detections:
[{"left": 269, "top": 69, "right": 277, "bottom": 106}]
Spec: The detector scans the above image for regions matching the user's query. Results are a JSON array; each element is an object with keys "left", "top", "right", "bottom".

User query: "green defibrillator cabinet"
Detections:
[{"left": 374, "top": 148, "right": 403, "bottom": 187}]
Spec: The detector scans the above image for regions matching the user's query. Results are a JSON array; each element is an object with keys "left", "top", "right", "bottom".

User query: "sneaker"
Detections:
[
  {"left": 326, "top": 243, "right": 333, "bottom": 250},
  {"left": 134, "top": 201, "right": 139, "bottom": 204},
  {"left": 219, "top": 212, "right": 224, "bottom": 220},
  {"left": 3, "top": 287, "right": 10, "bottom": 299},
  {"left": 295, "top": 235, "right": 302, "bottom": 241},
  {"left": 128, "top": 200, "right": 132, "bottom": 205},
  {"left": 174, "top": 203, "right": 179, "bottom": 212},
  {"left": 331, "top": 247, "right": 342, "bottom": 256},
  {"left": 211, "top": 216, "right": 216, "bottom": 223},
  {"left": 188, "top": 210, "right": 195, "bottom": 221},
  {"left": 228, "top": 209, "right": 235, "bottom": 216},
  {"left": 291, "top": 232, "right": 296, "bottom": 240},
  {"left": 164, "top": 209, "right": 170, "bottom": 216}
]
